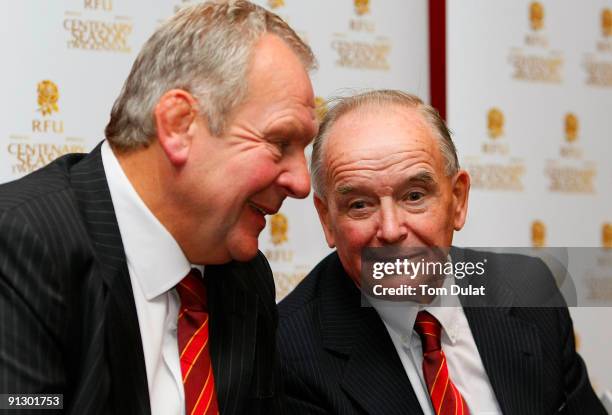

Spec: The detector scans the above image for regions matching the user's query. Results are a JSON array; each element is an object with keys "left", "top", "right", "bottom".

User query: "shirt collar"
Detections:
[
  {"left": 371, "top": 257, "right": 462, "bottom": 346},
  {"left": 101, "top": 140, "right": 193, "bottom": 300}
]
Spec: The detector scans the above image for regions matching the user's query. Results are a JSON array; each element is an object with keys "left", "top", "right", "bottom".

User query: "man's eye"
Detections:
[
  {"left": 406, "top": 191, "right": 424, "bottom": 201},
  {"left": 275, "top": 140, "right": 290, "bottom": 153},
  {"left": 349, "top": 200, "right": 367, "bottom": 210}
]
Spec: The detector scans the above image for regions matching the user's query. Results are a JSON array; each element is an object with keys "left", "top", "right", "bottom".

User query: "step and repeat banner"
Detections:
[
  {"left": 1, "top": 0, "right": 609, "bottom": 400},
  {"left": 447, "top": 0, "right": 612, "bottom": 396}
]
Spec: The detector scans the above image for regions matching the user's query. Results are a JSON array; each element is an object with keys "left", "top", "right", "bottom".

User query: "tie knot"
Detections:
[
  {"left": 414, "top": 310, "right": 442, "bottom": 353},
  {"left": 176, "top": 268, "right": 208, "bottom": 311}
]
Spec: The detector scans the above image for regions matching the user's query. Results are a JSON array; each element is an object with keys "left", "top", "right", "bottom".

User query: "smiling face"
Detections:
[
  {"left": 180, "top": 34, "right": 318, "bottom": 263},
  {"left": 314, "top": 105, "right": 469, "bottom": 282}
]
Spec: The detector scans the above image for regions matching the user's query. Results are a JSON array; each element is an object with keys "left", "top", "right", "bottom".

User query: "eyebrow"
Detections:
[
  {"left": 267, "top": 114, "right": 318, "bottom": 144},
  {"left": 334, "top": 170, "right": 437, "bottom": 196},
  {"left": 406, "top": 171, "right": 436, "bottom": 186},
  {"left": 336, "top": 184, "right": 354, "bottom": 195},
  {"left": 266, "top": 122, "right": 298, "bottom": 139}
]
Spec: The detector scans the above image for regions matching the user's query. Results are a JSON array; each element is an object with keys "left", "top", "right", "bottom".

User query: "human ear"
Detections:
[
  {"left": 153, "top": 89, "right": 199, "bottom": 166},
  {"left": 314, "top": 195, "right": 336, "bottom": 248},
  {"left": 451, "top": 170, "right": 470, "bottom": 231}
]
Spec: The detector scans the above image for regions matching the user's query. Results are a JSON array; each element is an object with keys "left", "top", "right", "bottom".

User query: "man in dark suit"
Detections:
[
  {"left": 0, "top": 2, "right": 318, "bottom": 414},
  {"left": 278, "top": 90, "right": 605, "bottom": 414}
]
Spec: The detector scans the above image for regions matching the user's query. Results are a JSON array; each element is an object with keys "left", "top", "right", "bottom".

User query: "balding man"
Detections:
[
  {"left": 278, "top": 90, "right": 604, "bottom": 415},
  {"left": 0, "top": 2, "right": 318, "bottom": 414}
]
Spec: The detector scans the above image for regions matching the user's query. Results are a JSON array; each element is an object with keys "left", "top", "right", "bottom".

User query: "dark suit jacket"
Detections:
[
  {"left": 278, "top": 250, "right": 606, "bottom": 415},
  {"left": 0, "top": 144, "right": 282, "bottom": 414}
]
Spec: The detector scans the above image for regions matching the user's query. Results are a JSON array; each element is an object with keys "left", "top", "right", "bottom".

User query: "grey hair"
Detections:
[
  {"left": 105, "top": 0, "right": 316, "bottom": 150},
  {"left": 311, "top": 90, "right": 459, "bottom": 198}
]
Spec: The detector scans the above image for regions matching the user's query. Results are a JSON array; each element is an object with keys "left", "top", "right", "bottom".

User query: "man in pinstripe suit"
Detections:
[
  {"left": 278, "top": 90, "right": 605, "bottom": 414},
  {"left": 0, "top": 2, "right": 318, "bottom": 414}
]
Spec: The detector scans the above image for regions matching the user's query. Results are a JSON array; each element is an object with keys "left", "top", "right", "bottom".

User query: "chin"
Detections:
[
  {"left": 228, "top": 241, "right": 260, "bottom": 263},
  {"left": 190, "top": 251, "right": 232, "bottom": 265}
]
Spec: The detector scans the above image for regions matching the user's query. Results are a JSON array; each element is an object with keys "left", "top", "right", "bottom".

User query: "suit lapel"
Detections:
[
  {"left": 206, "top": 261, "right": 260, "bottom": 415},
  {"left": 463, "top": 308, "right": 543, "bottom": 414},
  {"left": 70, "top": 144, "right": 150, "bottom": 415},
  {"left": 320, "top": 255, "right": 423, "bottom": 415},
  {"left": 340, "top": 311, "right": 424, "bottom": 415},
  {"left": 457, "top": 248, "right": 544, "bottom": 415}
]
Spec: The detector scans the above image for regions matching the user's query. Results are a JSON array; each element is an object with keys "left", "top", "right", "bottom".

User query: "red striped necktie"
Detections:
[
  {"left": 414, "top": 311, "right": 470, "bottom": 415},
  {"left": 176, "top": 269, "right": 219, "bottom": 415}
]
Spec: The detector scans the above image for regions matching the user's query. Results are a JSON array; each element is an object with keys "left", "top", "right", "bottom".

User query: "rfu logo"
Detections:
[
  {"left": 33, "top": 80, "right": 64, "bottom": 134},
  {"left": 267, "top": 0, "right": 284, "bottom": 9},
  {"left": 564, "top": 113, "right": 578, "bottom": 143},
  {"left": 531, "top": 220, "right": 546, "bottom": 248},
  {"left": 270, "top": 213, "right": 288, "bottom": 245},
  {"left": 37, "top": 80, "right": 59, "bottom": 117},
  {"left": 354, "top": 0, "right": 370, "bottom": 16},
  {"left": 314, "top": 97, "right": 328, "bottom": 123},
  {"left": 487, "top": 108, "right": 504, "bottom": 139},
  {"left": 603, "top": 223, "right": 612, "bottom": 249},
  {"left": 529, "top": 2, "right": 544, "bottom": 31},
  {"left": 603, "top": 8, "right": 612, "bottom": 37}
]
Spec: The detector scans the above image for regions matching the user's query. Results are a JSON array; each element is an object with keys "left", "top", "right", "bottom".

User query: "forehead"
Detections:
[
  {"left": 324, "top": 105, "right": 441, "bottom": 171},
  {"left": 247, "top": 34, "right": 314, "bottom": 104}
]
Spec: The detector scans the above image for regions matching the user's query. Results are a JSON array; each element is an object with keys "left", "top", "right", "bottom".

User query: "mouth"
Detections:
[
  {"left": 365, "top": 247, "right": 446, "bottom": 263},
  {"left": 248, "top": 201, "right": 277, "bottom": 216}
]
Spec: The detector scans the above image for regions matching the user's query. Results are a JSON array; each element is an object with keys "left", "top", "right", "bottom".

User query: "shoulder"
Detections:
[
  {"left": 278, "top": 251, "right": 339, "bottom": 319},
  {"left": 0, "top": 153, "right": 93, "bottom": 263},
  {"left": 277, "top": 251, "right": 352, "bottom": 356},
  {"left": 0, "top": 153, "right": 84, "bottom": 213},
  {"left": 0, "top": 154, "right": 94, "bottom": 352},
  {"left": 0, "top": 153, "right": 87, "bottom": 252},
  {"left": 457, "top": 247, "right": 561, "bottom": 301},
  {"left": 458, "top": 248, "right": 570, "bottom": 336},
  {"left": 457, "top": 246, "right": 546, "bottom": 270},
  {"left": 0, "top": 152, "right": 101, "bottom": 312}
]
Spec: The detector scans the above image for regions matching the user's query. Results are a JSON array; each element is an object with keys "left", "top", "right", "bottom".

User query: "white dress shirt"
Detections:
[
  {"left": 371, "top": 276, "right": 502, "bottom": 415},
  {"left": 101, "top": 140, "right": 193, "bottom": 415}
]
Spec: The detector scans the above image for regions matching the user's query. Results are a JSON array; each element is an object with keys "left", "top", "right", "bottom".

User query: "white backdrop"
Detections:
[{"left": 447, "top": 0, "right": 612, "bottom": 397}]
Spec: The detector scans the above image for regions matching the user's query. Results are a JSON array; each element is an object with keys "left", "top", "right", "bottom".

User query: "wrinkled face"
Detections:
[
  {"left": 187, "top": 34, "right": 317, "bottom": 263},
  {"left": 315, "top": 105, "right": 469, "bottom": 282}
]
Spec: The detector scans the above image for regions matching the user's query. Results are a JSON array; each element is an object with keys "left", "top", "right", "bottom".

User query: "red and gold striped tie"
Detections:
[
  {"left": 176, "top": 269, "right": 219, "bottom": 415},
  {"left": 414, "top": 311, "right": 470, "bottom": 415}
]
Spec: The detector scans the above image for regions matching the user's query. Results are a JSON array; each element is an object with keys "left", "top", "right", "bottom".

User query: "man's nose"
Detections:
[
  {"left": 376, "top": 200, "right": 408, "bottom": 245},
  {"left": 278, "top": 152, "right": 311, "bottom": 199}
]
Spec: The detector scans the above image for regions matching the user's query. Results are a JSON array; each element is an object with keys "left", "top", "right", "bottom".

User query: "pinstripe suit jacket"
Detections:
[
  {"left": 0, "top": 144, "right": 283, "bottom": 414},
  {"left": 278, "top": 250, "right": 605, "bottom": 415}
]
